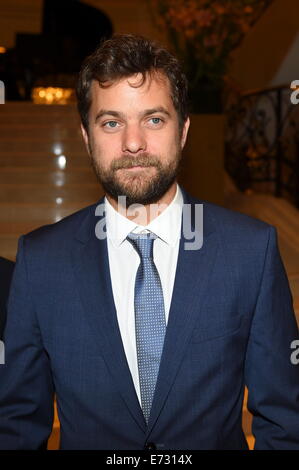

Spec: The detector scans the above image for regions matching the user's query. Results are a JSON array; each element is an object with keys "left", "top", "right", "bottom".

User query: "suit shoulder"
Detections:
[
  {"left": 197, "top": 200, "right": 276, "bottom": 268},
  {"left": 188, "top": 196, "right": 274, "bottom": 249},
  {"left": 203, "top": 200, "right": 272, "bottom": 234},
  {"left": 182, "top": 188, "right": 272, "bottom": 236}
]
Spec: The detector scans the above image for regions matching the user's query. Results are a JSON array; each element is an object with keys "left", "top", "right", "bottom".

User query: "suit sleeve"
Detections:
[
  {"left": 0, "top": 236, "right": 54, "bottom": 449},
  {"left": 244, "top": 225, "right": 299, "bottom": 449}
]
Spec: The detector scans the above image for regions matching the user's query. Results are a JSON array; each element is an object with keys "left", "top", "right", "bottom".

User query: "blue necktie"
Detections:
[{"left": 127, "top": 232, "right": 166, "bottom": 423}]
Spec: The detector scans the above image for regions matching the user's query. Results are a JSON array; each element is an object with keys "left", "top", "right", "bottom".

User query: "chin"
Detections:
[{"left": 117, "top": 174, "right": 153, "bottom": 191}]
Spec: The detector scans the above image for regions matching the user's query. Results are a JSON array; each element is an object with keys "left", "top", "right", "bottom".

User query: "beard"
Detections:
[{"left": 90, "top": 149, "right": 182, "bottom": 207}]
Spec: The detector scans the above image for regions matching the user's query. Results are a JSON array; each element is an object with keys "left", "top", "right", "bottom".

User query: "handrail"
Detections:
[{"left": 225, "top": 83, "right": 299, "bottom": 208}]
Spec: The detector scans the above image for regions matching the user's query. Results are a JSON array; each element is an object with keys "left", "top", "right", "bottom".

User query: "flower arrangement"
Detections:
[{"left": 148, "top": 0, "right": 273, "bottom": 112}]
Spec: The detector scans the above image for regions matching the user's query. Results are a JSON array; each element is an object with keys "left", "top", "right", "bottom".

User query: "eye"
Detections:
[
  {"left": 103, "top": 120, "right": 119, "bottom": 129},
  {"left": 150, "top": 117, "right": 162, "bottom": 125},
  {"left": 147, "top": 117, "right": 164, "bottom": 128}
]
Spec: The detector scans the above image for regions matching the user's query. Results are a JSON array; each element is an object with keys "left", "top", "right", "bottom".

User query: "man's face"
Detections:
[{"left": 81, "top": 72, "right": 190, "bottom": 206}]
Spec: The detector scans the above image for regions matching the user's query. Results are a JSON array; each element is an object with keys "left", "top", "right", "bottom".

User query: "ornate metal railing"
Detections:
[{"left": 225, "top": 84, "right": 299, "bottom": 208}]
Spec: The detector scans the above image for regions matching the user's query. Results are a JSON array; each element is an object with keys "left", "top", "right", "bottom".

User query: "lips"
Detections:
[
  {"left": 126, "top": 165, "right": 147, "bottom": 170},
  {"left": 118, "top": 165, "right": 152, "bottom": 170}
]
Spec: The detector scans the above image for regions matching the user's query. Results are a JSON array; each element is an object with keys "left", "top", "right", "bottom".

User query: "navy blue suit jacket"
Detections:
[{"left": 0, "top": 188, "right": 298, "bottom": 450}]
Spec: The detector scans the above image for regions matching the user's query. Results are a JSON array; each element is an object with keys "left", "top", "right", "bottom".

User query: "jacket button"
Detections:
[{"left": 144, "top": 442, "right": 156, "bottom": 450}]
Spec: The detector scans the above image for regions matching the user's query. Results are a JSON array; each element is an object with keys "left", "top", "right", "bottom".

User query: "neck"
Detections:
[{"left": 106, "top": 182, "right": 177, "bottom": 226}]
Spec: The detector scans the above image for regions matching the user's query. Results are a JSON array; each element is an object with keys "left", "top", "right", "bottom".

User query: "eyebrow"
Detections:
[{"left": 95, "top": 106, "right": 171, "bottom": 123}]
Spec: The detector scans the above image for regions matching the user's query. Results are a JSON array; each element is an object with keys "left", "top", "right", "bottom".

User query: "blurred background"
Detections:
[{"left": 0, "top": 0, "right": 299, "bottom": 450}]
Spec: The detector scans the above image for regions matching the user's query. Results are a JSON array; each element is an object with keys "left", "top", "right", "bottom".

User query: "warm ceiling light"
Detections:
[
  {"left": 0, "top": 47, "right": 6, "bottom": 54},
  {"left": 32, "top": 87, "right": 75, "bottom": 104}
]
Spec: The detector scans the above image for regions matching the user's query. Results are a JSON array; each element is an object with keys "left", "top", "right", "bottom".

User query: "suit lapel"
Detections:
[
  {"left": 146, "top": 190, "right": 219, "bottom": 436},
  {"left": 71, "top": 199, "right": 146, "bottom": 433},
  {"left": 71, "top": 190, "right": 219, "bottom": 436}
]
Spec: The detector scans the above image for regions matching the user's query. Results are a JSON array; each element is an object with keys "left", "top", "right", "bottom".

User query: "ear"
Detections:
[
  {"left": 180, "top": 117, "right": 190, "bottom": 149},
  {"left": 80, "top": 123, "right": 91, "bottom": 156}
]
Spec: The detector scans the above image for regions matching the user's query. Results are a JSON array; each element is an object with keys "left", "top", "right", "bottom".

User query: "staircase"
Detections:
[{"left": 0, "top": 102, "right": 102, "bottom": 261}]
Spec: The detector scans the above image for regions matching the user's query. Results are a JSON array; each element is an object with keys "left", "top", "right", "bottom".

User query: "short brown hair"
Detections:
[{"left": 76, "top": 34, "right": 189, "bottom": 133}]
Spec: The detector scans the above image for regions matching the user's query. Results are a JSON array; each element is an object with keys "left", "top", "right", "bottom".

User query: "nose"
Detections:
[{"left": 122, "top": 124, "right": 146, "bottom": 154}]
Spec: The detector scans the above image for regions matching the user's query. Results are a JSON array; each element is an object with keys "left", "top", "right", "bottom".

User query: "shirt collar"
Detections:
[{"left": 105, "top": 184, "right": 183, "bottom": 248}]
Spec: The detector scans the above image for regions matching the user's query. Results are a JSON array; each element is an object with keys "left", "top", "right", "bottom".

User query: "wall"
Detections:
[
  {"left": 229, "top": 0, "right": 299, "bottom": 90},
  {"left": 0, "top": 0, "right": 43, "bottom": 49},
  {"left": 82, "top": 0, "right": 167, "bottom": 43},
  {"left": 0, "top": 0, "right": 167, "bottom": 54},
  {"left": 1, "top": 0, "right": 298, "bottom": 91},
  {"left": 84, "top": 0, "right": 299, "bottom": 90},
  {"left": 270, "top": 32, "right": 299, "bottom": 86}
]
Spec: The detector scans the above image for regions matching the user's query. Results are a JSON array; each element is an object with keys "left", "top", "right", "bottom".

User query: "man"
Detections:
[
  {"left": 0, "top": 34, "right": 298, "bottom": 450},
  {"left": 0, "top": 256, "right": 14, "bottom": 340}
]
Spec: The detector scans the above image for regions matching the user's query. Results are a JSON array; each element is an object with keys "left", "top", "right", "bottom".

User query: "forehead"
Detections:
[{"left": 89, "top": 72, "right": 174, "bottom": 112}]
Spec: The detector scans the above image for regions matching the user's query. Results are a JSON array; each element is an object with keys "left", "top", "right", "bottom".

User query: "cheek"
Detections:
[
  {"left": 160, "top": 135, "right": 181, "bottom": 159},
  {"left": 90, "top": 133, "right": 121, "bottom": 160},
  {"left": 147, "top": 130, "right": 179, "bottom": 156}
]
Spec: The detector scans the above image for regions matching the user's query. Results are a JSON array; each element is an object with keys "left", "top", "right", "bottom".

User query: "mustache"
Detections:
[{"left": 111, "top": 153, "right": 161, "bottom": 170}]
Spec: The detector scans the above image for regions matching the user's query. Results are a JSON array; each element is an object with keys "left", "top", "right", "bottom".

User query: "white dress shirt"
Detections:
[{"left": 105, "top": 183, "right": 183, "bottom": 405}]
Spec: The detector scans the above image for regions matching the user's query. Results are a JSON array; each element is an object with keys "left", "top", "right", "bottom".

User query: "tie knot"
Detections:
[{"left": 127, "top": 232, "right": 157, "bottom": 259}]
